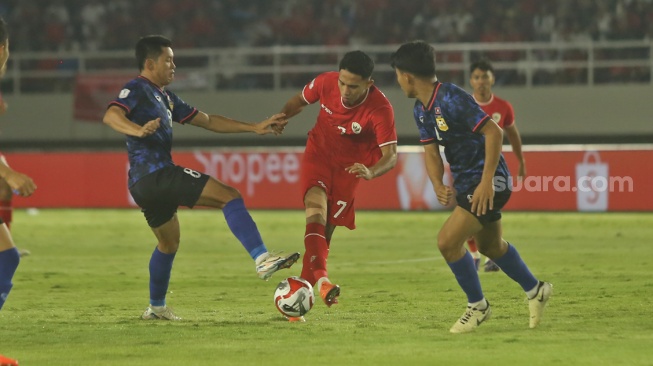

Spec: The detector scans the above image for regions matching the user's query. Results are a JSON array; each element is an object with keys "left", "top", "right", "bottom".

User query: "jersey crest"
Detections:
[
  {"left": 351, "top": 122, "right": 362, "bottom": 134},
  {"left": 436, "top": 116, "right": 449, "bottom": 131},
  {"left": 492, "top": 112, "right": 501, "bottom": 123}
]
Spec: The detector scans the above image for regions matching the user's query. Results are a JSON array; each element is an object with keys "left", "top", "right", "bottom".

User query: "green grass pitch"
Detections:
[{"left": 1, "top": 209, "right": 652, "bottom": 365}]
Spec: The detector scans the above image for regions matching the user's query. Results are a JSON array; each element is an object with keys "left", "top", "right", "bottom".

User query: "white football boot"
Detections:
[
  {"left": 449, "top": 302, "right": 492, "bottom": 334},
  {"left": 528, "top": 281, "right": 553, "bottom": 328},
  {"left": 141, "top": 305, "right": 181, "bottom": 321},
  {"left": 256, "top": 252, "right": 300, "bottom": 280}
]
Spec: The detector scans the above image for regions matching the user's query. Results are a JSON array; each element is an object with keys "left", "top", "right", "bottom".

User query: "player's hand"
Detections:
[
  {"left": 346, "top": 163, "right": 374, "bottom": 180},
  {"left": 138, "top": 118, "right": 160, "bottom": 138},
  {"left": 4, "top": 170, "right": 37, "bottom": 197},
  {"left": 255, "top": 113, "right": 288, "bottom": 135},
  {"left": 517, "top": 161, "right": 526, "bottom": 181},
  {"left": 470, "top": 180, "right": 495, "bottom": 216},
  {"left": 435, "top": 185, "right": 453, "bottom": 206}
]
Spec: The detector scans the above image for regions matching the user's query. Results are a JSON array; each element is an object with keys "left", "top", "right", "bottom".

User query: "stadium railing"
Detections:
[{"left": 1, "top": 40, "right": 651, "bottom": 94}]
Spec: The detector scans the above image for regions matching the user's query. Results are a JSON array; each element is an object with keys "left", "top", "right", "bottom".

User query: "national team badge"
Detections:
[
  {"left": 434, "top": 107, "right": 442, "bottom": 115},
  {"left": 492, "top": 112, "right": 502, "bottom": 123},
  {"left": 351, "top": 122, "right": 362, "bottom": 134},
  {"left": 436, "top": 117, "right": 449, "bottom": 131}
]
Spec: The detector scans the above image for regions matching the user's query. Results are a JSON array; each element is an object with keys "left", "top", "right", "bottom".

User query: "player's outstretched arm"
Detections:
[
  {"left": 0, "top": 163, "right": 36, "bottom": 197},
  {"left": 280, "top": 92, "right": 309, "bottom": 120},
  {"left": 346, "top": 144, "right": 397, "bottom": 180},
  {"left": 189, "top": 111, "right": 287, "bottom": 135},
  {"left": 424, "top": 143, "right": 452, "bottom": 206},
  {"left": 504, "top": 124, "right": 526, "bottom": 179},
  {"left": 103, "top": 106, "right": 160, "bottom": 138}
]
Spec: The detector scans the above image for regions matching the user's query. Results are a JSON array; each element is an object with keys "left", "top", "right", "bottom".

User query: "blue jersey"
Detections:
[
  {"left": 413, "top": 82, "right": 510, "bottom": 194},
  {"left": 108, "top": 76, "right": 198, "bottom": 186}
]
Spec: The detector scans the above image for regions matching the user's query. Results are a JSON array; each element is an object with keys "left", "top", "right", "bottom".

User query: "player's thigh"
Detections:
[
  {"left": 151, "top": 213, "right": 181, "bottom": 253},
  {"left": 195, "top": 176, "right": 241, "bottom": 209},
  {"left": 0, "top": 222, "right": 15, "bottom": 251},
  {"left": 474, "top": 220, "right": 506, "bottom": 258},
  {"left": 304, "top": 186, "right": 328, "bottom": 224},
  {"left": 438, "top": 207, "right": 483, "bottom": 253}
]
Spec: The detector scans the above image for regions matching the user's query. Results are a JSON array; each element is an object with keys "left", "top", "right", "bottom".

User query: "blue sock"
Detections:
[
  {"left": 492, "top": 243, "right": 538, "bottom": 292},
  {"left": 149, "top": 247, "right": 176, "bottom": 307},
  {"left": 223, "top": 198, "right": 267, "bottom": 260},
  {"left": 0, "top": 247, "right": 20, "bottom": 311},
  {"left": 447, "top": 251, "right": 484, "bottom": 303}
]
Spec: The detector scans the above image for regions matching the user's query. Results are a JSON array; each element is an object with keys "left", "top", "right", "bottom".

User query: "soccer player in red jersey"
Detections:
[
  {"left": 0, "top": 16, "right": 37, "bottom": 366},
  {"left": 279, "top": 51, "right": 397, "bottom": 318},
  {"left": 466, "top": 59, "right": 527, "bottom": 272}
]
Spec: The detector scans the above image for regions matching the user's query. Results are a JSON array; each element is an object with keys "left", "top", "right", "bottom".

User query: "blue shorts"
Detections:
[
  {"left": 456, "top": 187, "right": 511, "bottom": 225},
  {"left": 129, "top": 165, "right": 210, "bottom": 228}
]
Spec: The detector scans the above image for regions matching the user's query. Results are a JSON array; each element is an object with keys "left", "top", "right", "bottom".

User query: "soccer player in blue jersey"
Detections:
[
  {"left": 0, "top": 16, "right": 36, "bottom": 366},
  {"left": 103, "top": 35, "right": 299, "bottom": 320},
  {"left": 391, "top": 41, "right": 552, "bottom": 333}
]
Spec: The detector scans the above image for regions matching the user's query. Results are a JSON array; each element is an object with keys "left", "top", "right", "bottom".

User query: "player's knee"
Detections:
[{"left": 157, "top": 241, "right": 179, "bottom": 254}]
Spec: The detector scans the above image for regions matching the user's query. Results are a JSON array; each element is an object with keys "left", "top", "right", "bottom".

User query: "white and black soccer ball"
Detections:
[{"left": 274, "top": 276, "right": 315, "bottom": 317}]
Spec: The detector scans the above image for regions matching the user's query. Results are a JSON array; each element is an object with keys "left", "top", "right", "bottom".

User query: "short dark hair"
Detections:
[
  {"left": 470, "top": 58, "right": 494, "bottom": 74},
  {"left": 339, "top": 51, "right": 374, "bottom": 79},
  {"left": 135, "top": 35, "right": 172, "bottom": 71},
  {"left": 390, "top": 41, "right": 436, "bottom": 78},
  {"left": 0, "top": 17, "right": 8, "bottom": 45}
]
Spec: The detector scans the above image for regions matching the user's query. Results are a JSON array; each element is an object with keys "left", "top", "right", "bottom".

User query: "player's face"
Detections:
[
  {"left": 150, "top": 47, "right": 176, "bottom": 87},
  {"left": 394, "top": 68, "right": 416, "bottom": 98},
  {"left": 0, "top": 39, "right": 10, "bottom": 70},
  {"left": 470, "top": 68, "right": 494, "bottom": 96},
  {"left": 338, "top": 69, "right": 372, "bottom": 106}
]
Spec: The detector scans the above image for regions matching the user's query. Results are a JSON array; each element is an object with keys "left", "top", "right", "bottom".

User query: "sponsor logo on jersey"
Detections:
[
  {"left": 166, "top": 94, "right": 174, "bottom": 111},
  {"left": 155, "top": 96, "right": 162, "bottom": 102},
  {"left": 321, "top": 103, "right": 333, "bottom": 115},
  {"left": 492, "top": 112, "right": 502, "bottom": 123},
  {"left": 351, "top": 122, "right": 362, "bottom": 134},
  {"left": 436, "top": 116, "right": 449, "bottom": 131},
  {"left": 337, "top": 126, "right": 346, "bottom": 134},
  {"left": 434, "top": 107, "right": 442, "bottom": 115},
  {"left": 119, "top": 89, "right": 130, "bottom": 98},
  {"left": 419, "top": 116, "right": 424, "bottom": 123}
]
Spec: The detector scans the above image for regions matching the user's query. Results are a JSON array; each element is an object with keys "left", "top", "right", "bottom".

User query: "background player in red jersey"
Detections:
[
  {"left": 279, "top": 51, "right": 397, "bottom": 320},
  {"left": 467, "top": 58, "right": 527, "bottom": 272},
  {"left": 0, "top": 16, "right": 37, "bottom": 366}
]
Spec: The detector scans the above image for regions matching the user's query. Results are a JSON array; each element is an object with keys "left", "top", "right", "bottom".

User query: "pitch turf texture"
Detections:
[{"left": 1, "top": 209, "right": 651, "bottom": 365}]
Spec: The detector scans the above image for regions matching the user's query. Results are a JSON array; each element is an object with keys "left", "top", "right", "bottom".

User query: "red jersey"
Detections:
[
  {"left": 301, "top": 72, "right": 397, "bottom": 168},
  {"left": 474, "top": 94, "right": 514, "bottom": 129}
]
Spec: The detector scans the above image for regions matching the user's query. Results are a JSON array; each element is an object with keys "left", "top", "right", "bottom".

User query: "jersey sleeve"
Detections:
[
  {"left": 447, "top": 85, "right": 491, "bottom": 133},
  {"left": 301, "top": 73, "right": 326, "bottom": 104},
  {"left": 370, "top": 106, "right": 397, "bottom": 147},
  {"left": 167, "top": 90, "right": 199, "bottom": 124},
  {"left": 414, "top": 106, "right": 437, "bottom": 145},
  {"left": 502, "top": 101, "right": 515, "bottom": 128},
  {"left": 108, "top": 83, "right": 141, "bottom": 115}
]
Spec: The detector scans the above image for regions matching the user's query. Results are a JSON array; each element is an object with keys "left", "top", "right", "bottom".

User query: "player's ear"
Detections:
[{"left": 145, "top": 58, "right": 155, "bottom": 71}]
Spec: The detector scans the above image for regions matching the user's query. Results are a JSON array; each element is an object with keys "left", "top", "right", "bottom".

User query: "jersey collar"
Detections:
[{"left": 422, "top": 81, "right": 441, "bottom": 111}]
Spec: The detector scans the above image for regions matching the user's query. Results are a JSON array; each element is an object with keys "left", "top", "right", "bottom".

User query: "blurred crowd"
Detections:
[{"left": 0, "top": 0, "right": 651, "bottom": 52}]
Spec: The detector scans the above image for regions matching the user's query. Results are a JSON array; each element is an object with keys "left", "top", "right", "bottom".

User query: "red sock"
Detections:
[
  {"left": 467, "top": 237, "right": 478, "bottom": 253},
  {"left": 301, "top": 223, "right": 329, "bottom": 286},
  {"left": 0, "top": 200, "right": 12, "bottom": 230}
]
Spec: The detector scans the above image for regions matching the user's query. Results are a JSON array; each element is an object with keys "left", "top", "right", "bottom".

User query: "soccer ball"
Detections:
[{"left": 274, "top": 276, "right": 315, "bottom": 318}]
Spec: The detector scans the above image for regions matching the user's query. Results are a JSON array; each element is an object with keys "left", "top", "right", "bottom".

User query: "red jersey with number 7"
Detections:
[{"left": 301, "top": 72, "right": 397, "bottom": 168}]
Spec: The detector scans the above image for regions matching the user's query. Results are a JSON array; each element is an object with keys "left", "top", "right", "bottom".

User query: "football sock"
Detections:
[
  {"left": 467, "top": 237, "right": 479, "bottom": 256},
  {"left": 469, "top": 298, "right": 488, "bottom": 310},
  {"left": 302, "top": 223, "right": 328, "bottom": 286},
  {"left": 223, "top": 198, "right": 267, "bottom": 260},
  {"left": 447, "top": 251, "right": 484, "bottom": 303},
  {"left": 492, "top": 243, "right": 538, "bottom": 292},
  {"left": 149, "top": 247, "right": 176, "bottom": 307},
  {"left": 0, "top": 247, "right": 20, "bottom": 311},
  {"left": 0, "top": 200, "right": 12, "bottom": 230}
]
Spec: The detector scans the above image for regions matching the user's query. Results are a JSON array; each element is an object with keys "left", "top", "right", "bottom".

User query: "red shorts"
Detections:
[{"left": 301, "top": 153, "right": 359, "bottom": 230}]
